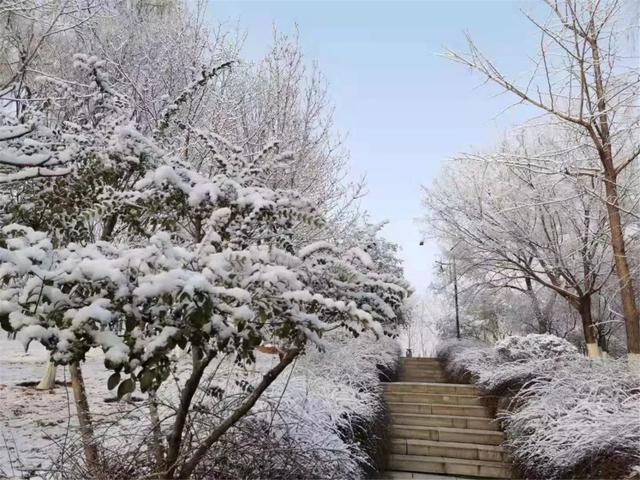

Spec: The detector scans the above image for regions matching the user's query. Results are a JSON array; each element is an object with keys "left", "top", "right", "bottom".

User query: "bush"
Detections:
[
  {"left": 495, "top": 334, "right": 579, "bottom": 362},
  {"left": 438, "top": 335, "right": 579, "bottom": 397},
  {"left": 504, "top": 359, "right": 640, "bottom": 479},
  {"left": 481, "top": 334, "right": 580, "bottom": 397},
  {"left": 51, "top": 332, "right": 401, "bottom": 480},
  {"left": 436, "top": 338, "right": 496, "bottom": 383},
  {"left": 208, "top": 332, "right": 401, "bottom": 479},
  {"left": 436, "top": 334, "right": 640, "bottom": 479}
]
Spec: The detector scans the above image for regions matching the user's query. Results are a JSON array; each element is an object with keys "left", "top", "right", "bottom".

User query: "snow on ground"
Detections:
[
  {"left": 1, "top": 333, "right": 397, "bottom": 479},
  {"left": 0, "top": 337, "right": 127, "bottom": 476},
  {"left": 0, "top": 337, "right": 266, "bottom": 476}
]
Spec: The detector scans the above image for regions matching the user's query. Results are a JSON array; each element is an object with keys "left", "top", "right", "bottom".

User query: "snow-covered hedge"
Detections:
[
  {"left": 438, "top": 334, "right": 579, "bottom": 396},
  {"left": 436, "top": 338, "right": 495, "bottom": 383},
  {"left": 214, "top": 332, "right": 400, "bottom": 479},
  {"left": 504, "top": 358, "right": 640, "bottom": 479},
  {"left": 495, "top": 334, "right": 580, "bottom": 362},
  {"left": 437, "top": 335, "right": 640, "bottom": 479}
]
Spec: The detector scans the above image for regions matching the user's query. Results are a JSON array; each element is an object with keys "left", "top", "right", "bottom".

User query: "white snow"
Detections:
[
  {"left": 437, "top": 336, "right": 640, "bottom": 478},
  {"left": 0, "top": 331, "right": 401, "bottom": 479}
]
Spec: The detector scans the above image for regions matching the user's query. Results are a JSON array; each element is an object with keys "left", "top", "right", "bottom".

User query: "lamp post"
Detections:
[
  {"left": 451, "top": 254, "right": 460, "bottom": 340},
  {"left": 421, "top": 240, "right": 461, "bottom": 340}
]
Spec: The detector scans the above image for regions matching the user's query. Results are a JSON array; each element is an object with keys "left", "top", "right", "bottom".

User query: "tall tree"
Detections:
[{"left": 446, "top": 0, "right": 640, "bottom": 361}]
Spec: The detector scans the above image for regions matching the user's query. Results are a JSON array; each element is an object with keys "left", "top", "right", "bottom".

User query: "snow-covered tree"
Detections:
[
  {"left": 445, "top": 0, "right": 640, "bottom": 362},
  {"left": 1, "top": 1, "right": 363, "bottom": 238},
  {"left": 423, "top": 130, "right": 614, "bottom": 356},
  {"left": 0, "top": 52, "right": 409, "bottom": 477}
]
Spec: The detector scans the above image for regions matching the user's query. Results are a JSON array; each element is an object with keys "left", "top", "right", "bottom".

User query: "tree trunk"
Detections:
[
  {"left": 525, "top": 277, "right": 548, "bottom": 333},
  {"left": 69, "top": 362, "right": 99, "bottom": 472},
  {"left": 596, "top": 316, "right": 609, "bottom": 355},
  {"left": 602, "top": 175, "right": 640, "bottom": 361},
  {"left": 35, "top": 362, "right": 57, "bottom": 390},
  {"left": 101, "top": 214, "right": 118, "bottom": 241},
  {"left": 149, "top": 390, "right": 165, "bottom": 476},
  {"left": 164, "top": 348, "right": 212, "bottom": 478},
  {"left": 542, "top": 293, "right": 557, "bottom": 333},
  {"left": 577, "top": 296, "right": 600, "bottom": 358},
  {"left": 177, "top": 348, "right": 300, "bottom": 479},
  {"left": 589, "top": 28, "right": 640, "bottom": 362}
]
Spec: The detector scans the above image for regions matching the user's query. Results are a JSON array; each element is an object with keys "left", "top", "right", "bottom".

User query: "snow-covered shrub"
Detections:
[
  {"left": 437, "top": 335, "right": 640, "bottom": 479},
  {"left": 0, "top": 53, "right": 410, "bottom": 478},
  {"left": 495, "top": 334, "right": 579, "bottom": 362},
  {"left": 52, "top": 332, "right": 401, "bottom": 480},
  {"left": 438, "top": 335, "right": 579, "bottom": 396},
  {"left": 478, "top": 357, "right": 572, "bottom": 400},
  {"left": 504, "top": 358, "right": 640, "bottom": 479},
  {"left": 478, "top": 335, "right": 580, "bottom": 396},
  {"left": 436, "top": 338, "right": 497, "bottom": 383},
  {"left": 208, "top": 332, "right": 401, "bottom": 479}
]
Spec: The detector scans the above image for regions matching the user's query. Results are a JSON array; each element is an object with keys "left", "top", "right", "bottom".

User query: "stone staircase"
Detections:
[{"left": 384, "top": 357, "right": 512, "bottom": 479}]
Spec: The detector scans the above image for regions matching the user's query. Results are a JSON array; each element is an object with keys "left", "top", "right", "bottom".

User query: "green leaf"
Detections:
[
  {"left": 0, "top": 314, "right": 13, "bottom": 333},
  {"left": 117, "top": 378, "right": 135, "bottom": 399},
  {"left": 125, "top": 316, "right": 136, "bottom": 332},
  {"left": 107, "top": 372, "right": 121, "bottom": 391},
  {"left": 139, "top": 370, "right": 154, "bottom": 392}
]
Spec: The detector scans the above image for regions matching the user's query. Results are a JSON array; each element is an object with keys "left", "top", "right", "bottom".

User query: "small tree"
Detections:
[{"left": 0, "top": 54, "right": 409, "bottom": 477}]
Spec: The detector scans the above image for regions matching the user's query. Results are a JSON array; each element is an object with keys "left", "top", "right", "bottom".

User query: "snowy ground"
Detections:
[
  {"left": 0, "top": 338, "right": 268, "bottom": 476},
  {"left": 0, "top": 337, "right": 127, "bottom": 477},
  {"left": 1, "top": 332, "right": 398, "bottom": 479}
]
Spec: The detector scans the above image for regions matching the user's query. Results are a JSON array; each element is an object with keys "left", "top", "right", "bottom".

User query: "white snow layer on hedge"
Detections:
[
  {"left": 254, "top": 331, "right": 400, "bottom": 477},
  {"left": 504, "top": 358, "right": 640, "bottom": 477},
  {"left": 437, "top": 334, "right": 640, "bottom": 478}
]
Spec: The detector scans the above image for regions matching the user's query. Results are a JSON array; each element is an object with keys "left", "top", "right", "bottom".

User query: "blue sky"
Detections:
[{"left": 208, "top": 0, "right": 540, "bottom": 291}]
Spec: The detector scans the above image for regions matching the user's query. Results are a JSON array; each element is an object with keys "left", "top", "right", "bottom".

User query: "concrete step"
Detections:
[
  {"left": 400, "top": 370, "right": 444, "bottom": 376},
  {"left": 386, "top": 402, "right": 490, "bottom": 417},
  {"left": 384, "top": 382, "right": 477, "bottom": 395},
  {"left": 399, "top": 368, "right": 446, "bottom": 376},
  {"left": 401, "top": 357, "right": 441, "bottom": 364},
  {"left": 390, "top": 425, "right": 504, "bottom": 446},
  {"left": 399, "top": 375, "right": 447, "bottom": 383},
  {"left": 388, "top": 358, "right": 510, "bottom": 478},
  {"left": 399, "top": 375, "right": 445, "bottom": 381},
  {"left": 398, "top": 379, "right": 448, "bottom": 385},
  {"left": 391, "top": 439, "right": 508, "bottom": 463},
  {"left": 400, "top": 373, "right": 445, "bottom": 379},
  {"left": 385, "top": 472, "right": 482, "bottom": 480},
  {"left": 400, "top": 361, "right": 444, "bottom": 369},
  {"left": 391, "top": 413, "right": 499, "bottom": 431},
  {"left": 388, "top": 454, "right": 511, "bottom": 479},
  {"left": 384, "top": 392, "right": 484, "bottom": 406},
  {"left": 400, "top": 365, "right": 444, "bottom": 374}
]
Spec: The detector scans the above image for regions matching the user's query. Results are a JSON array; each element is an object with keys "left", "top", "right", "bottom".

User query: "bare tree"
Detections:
[
  {"left": 423, "top": 139, "right": 614, "bottom": 356},
  {"left": 445, "top": 0, "right": 640, "bottom": 361}
]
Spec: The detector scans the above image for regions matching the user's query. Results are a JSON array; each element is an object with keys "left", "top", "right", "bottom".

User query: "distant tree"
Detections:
[{"left": 423, "top": 131, "right": 614, "bottom": 356}]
